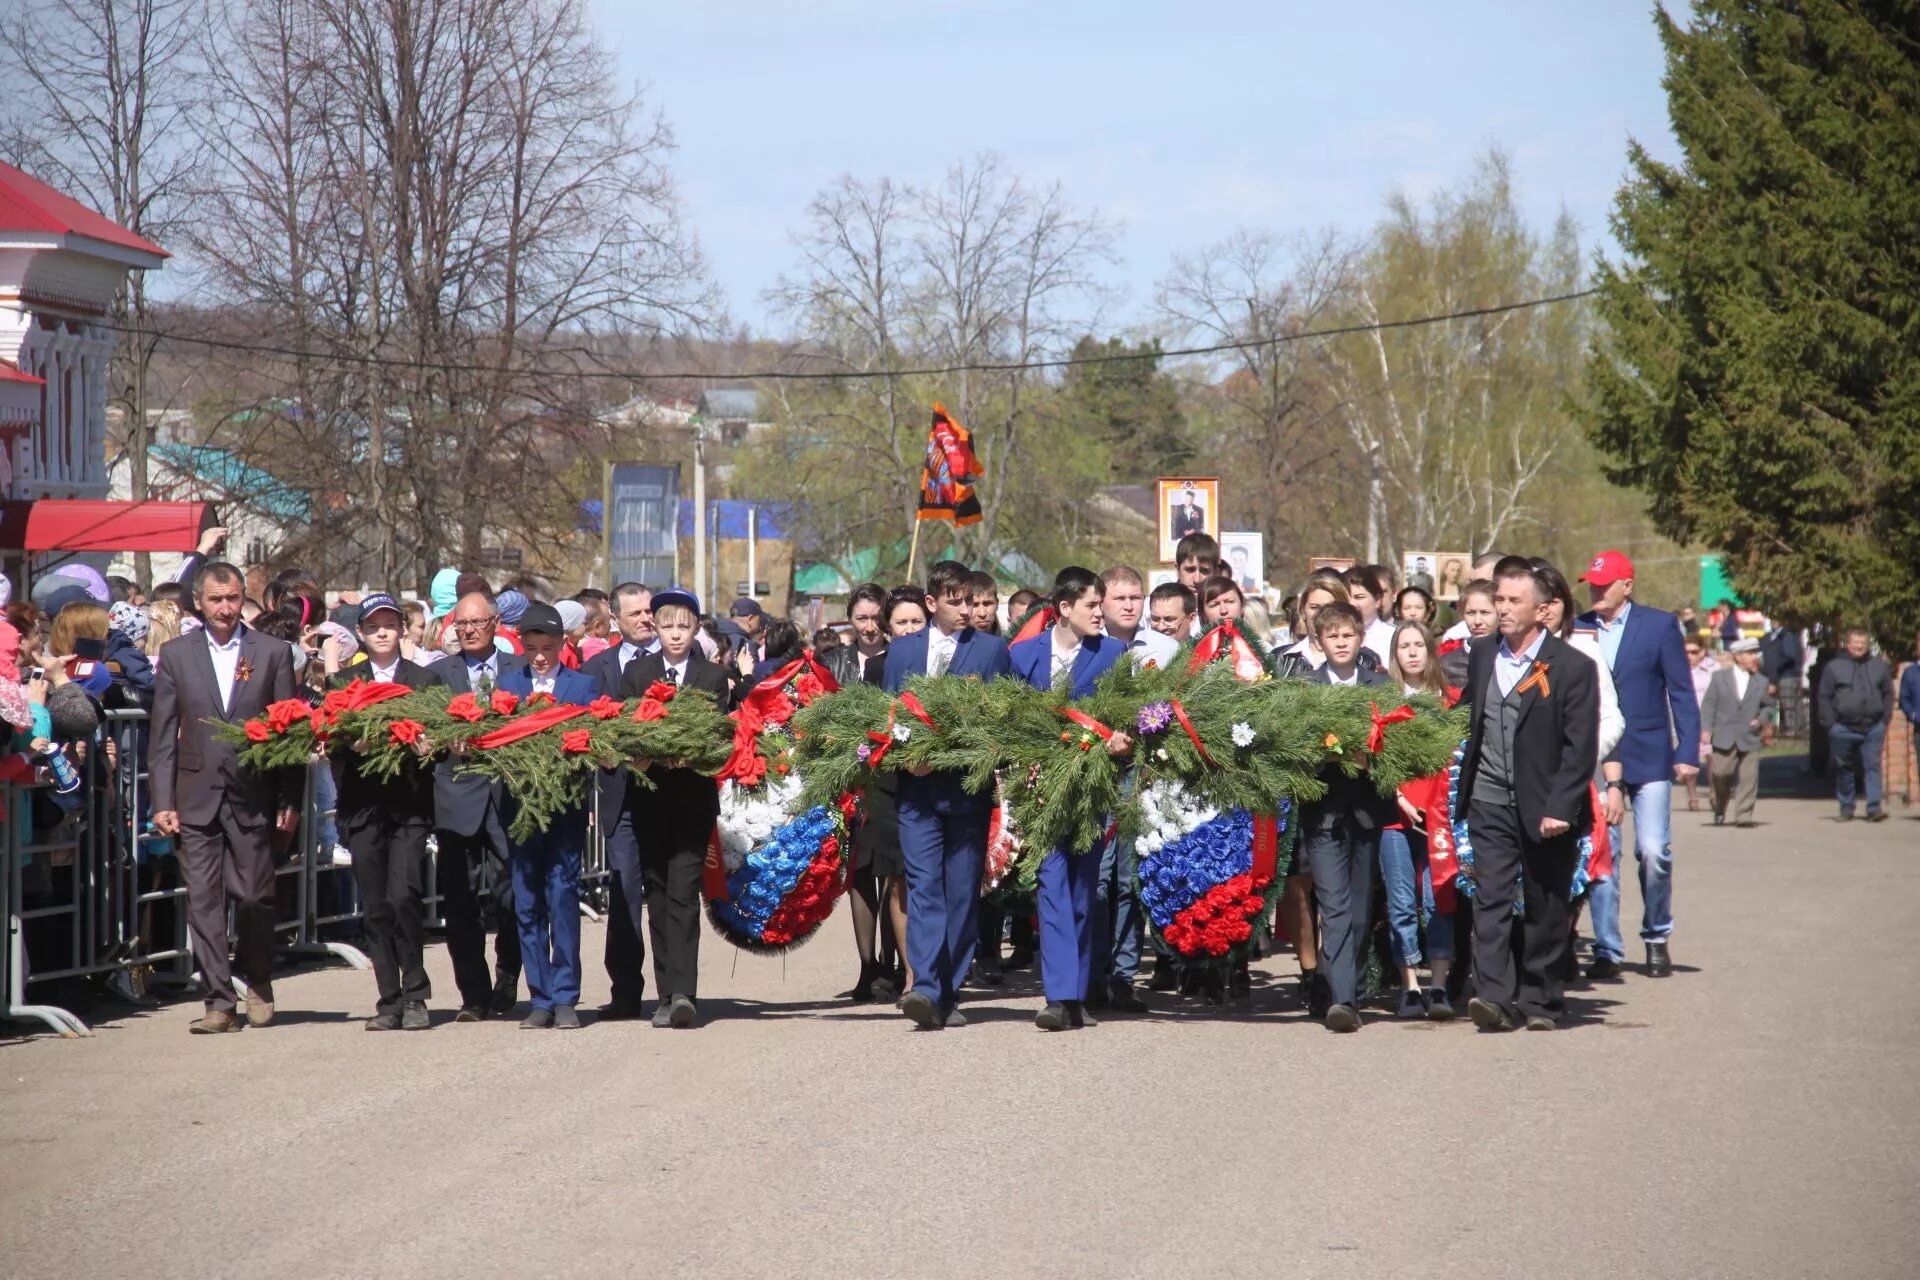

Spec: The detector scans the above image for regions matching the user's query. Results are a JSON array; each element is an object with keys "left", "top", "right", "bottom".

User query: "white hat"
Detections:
[{"left": 1728, "top": 637, "right": 1760, "bottom": 654}]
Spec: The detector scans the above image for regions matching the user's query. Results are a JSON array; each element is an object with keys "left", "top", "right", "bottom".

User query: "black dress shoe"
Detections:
[
  {"left": 1229, "top": 962, "right": 1252, "bottom": 1000},
  {"left": 1525, "top": 1014, "right": 1557, "bottom": 1031},
  {"left": 597, "top": 1000, "right": 644, "bottom": 1021},
  {"left": 1645, "top": 942, "right": 1672, "bottom": 978},
  {"left": 520, "top": 1007, "right": 554, "bottom": 1030},
  {"left": 1083, "top": 985, "right": 1111, "bottom": 1011},
  {"left": 1148, "top": 959, "right": 1180, "bottom": 991},
  {"left": 1109, "top": 982, "right": 1149, "bottom": 1014},
  {"left": 965, "top": 960, "right": 1005, "bottom": 989},
  {"left": 667, "top": 995, "right": 698, "bottom": 1028},
  {"left": 454, "top": 1006, "right": 486, "bottom": 1023},
  {"left": 1424, "top": 990, "right": 1457, "bottom": 1021},
  {"left": 1325, "top": 1003, "right": 1360, "bottom": 1032},
  {"left": 489, "top": 977, "right": 519, "bottom": 1016},
  {"left": 365, "top": 1010, "right": 401, "bottom": 1031},
  {"left": 1004, "top": 947, "right": 1035, "bottom": 970},
  {"left": 940, "top": 1008, "right": 968, "bottom": 1029},
  {"left": 553, "top": 1004, "right": 580, "bottom": 1030},
  {"left": 1585, "top": 955, "right": 1623, "bottom": 981},
  {"left": 650, "top": 1002, "right": 674, "bottom": 1029},
  {"left": 870, "top": 976, "right": 898, "bottom": 1004},
  {"left": 901, "top": 991, "right": 942, "bottom": 1029},
  {"left": 1303, "top": 969, "right": 1332, "bottom": 1020},
  {"left": 1867, "top": 811, "right": 1888, "bottom": 823},
  {"left": 1070, "top": 1001, "right": 1097, "bottom": 1028},
  {"left": 401, "top": 1001, "right": 430, "bottom": 1031},
  {"left": 1035, "top": 1002, "right": 1072, "bottom": 1031},
  {"left": 1468, "top": 997, "right": 1516, "bottom": 1031},
  {"left": 1712, "top": 812, "right": 1725, "bottom": 826}
]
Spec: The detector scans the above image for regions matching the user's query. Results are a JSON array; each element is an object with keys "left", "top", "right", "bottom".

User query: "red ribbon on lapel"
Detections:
[
  {"left": 468, "top": 702, "right": 592, "bottom": 749},
  {"left": 1368, "top": 701, "right": 1418, "bottom": 754},
  {"left": 1170, "top": 699, "right": 1217, "bottom": 767},
  {"left": 1058, "top": 707, "right": 1113, "bottom": 742},
  {"left": 1252, "top": 814, "right": 1280, "bottom": 886}
]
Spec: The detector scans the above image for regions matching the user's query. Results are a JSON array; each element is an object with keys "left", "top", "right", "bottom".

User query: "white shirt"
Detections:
[
  {"left": 618, "top": 640, "right": 647, "bottom": 671},
  {"left": 1110, "top": 625, "right": 1178, "bottom": 671},
  {"left": 532, "top": 669, "right": 556, "bottom": 695},
  {"left": 206, "top": 626, "right": 245, "bottom": 708},
  {"left": 1732, "top": 666, "right": 1750, "bottom": 701},
  {"left": 1325, "top": 665, "right": 1360, "bottom": 687},
  {"left": 661, "top": 656, "right": 690, "bottom": 685},
  {"left": 1594, "top": 600, "right": 1632, "bottom": 672},
  {"left": 463, "top": 651, "right": 499, "bottom": 687},
  {"left": 1281, "top": 637, "right": 1325, "bottom": 670},
  {"left": 1495, "top": 628, "right": 1548, "bottom": 697},
  {"left": 1363, "top": 616, "right": 1396, "bottom": 666},
  {"left": 926, "top": 625, "right": 963, "bottom": 677},
  {"left": 1048, "top": 632, "right": 1080, "bottom": 688},
  {"left": 369, "top": 659, "right": 400, "bottom": 684}
]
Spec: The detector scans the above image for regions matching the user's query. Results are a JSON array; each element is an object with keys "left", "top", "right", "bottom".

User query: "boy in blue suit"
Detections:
[
  {"left": 1577, "top": 551, "right": 1699, "bottom": 979},
  {"left": 498, "top": 602, "right": 599, "bottom": 1028},
  {"left": 1010, "top": 567, "right": 1133, "bottom": 1031},
  {"left": 884, "top": 560, "right": 1012, "bottom": 1029}
]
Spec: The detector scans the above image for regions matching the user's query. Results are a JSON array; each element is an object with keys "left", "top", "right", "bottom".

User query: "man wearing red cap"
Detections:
[{"left": 1577, "top": 550, "right": 1700, "bottom": 979}]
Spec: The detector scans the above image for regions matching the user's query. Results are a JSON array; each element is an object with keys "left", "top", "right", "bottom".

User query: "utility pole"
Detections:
[{"left": 691, "top": 413, "right": 707, "bottom": 598}]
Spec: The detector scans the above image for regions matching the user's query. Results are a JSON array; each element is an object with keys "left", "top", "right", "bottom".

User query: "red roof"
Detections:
[
  {"left": 0, "top": 162, "right": 168, "bottom": 259},
  {"left": 0, "top": 359, "right": 44, "bottom": 386},
  {"left": 0, "top": 499, "right": 211, "bottom": 552}
]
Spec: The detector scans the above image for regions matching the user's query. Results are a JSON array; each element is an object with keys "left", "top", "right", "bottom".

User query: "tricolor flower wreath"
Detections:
[
  {"left": 1135, "top": 778, "right": 1293, "bottom": 962},
  {"left": 703, "top": 653, "right": 858, "bottom": 952}
]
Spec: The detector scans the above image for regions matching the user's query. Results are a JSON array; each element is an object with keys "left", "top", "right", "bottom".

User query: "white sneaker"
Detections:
[{"left": 330, "top": 844, "right": 353, "bottom": 867}]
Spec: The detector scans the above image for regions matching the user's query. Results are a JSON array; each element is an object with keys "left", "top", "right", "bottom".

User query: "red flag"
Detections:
[{"left": 917, "top": 403, "right": 983, "bottom": 525}]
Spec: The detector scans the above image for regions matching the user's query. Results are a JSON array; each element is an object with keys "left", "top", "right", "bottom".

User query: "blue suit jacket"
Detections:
[
  {"left": 882, "top": 626, "right": 1011, "bottom": 814},
  {"left": 1579, "top": 602, "right": 1700, "bottom": 782},
  {"left": 1009, "top": 632, "right": 1127, "bottom": 699},
  {"left": 497, "top": 663, "right": 598, "bottom": 709},
  {"left": 581, "top": 645, "right": 639, "bottom": 813}
]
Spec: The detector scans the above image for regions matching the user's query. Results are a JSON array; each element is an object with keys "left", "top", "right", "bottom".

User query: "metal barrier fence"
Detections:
[{"left": 5, "top": 708, "right": 614, "bottom": 1038}]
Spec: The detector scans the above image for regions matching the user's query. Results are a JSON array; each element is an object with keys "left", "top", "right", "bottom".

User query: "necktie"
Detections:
[
  {"left": 664, "top": 667, "right": 679, "bottom": 686},
  {"left": 930, "top": 639, "right": 950, "bottom": 677}
]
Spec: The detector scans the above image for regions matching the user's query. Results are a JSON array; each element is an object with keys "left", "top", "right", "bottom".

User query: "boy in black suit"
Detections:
[
  {"left": 620, "top": 588, "right": 729, "bottom": 1028},
  {"left": 330, "top": 594, "right": 437, "bottom": 1030},
  {"left": 1302, "top": 602, "right": 1391, "bottom": 1032}
]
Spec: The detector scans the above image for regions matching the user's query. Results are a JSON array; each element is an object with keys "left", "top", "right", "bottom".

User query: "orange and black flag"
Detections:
[{"left": 917, "top": 402, "right": 983, "bottom": 526}]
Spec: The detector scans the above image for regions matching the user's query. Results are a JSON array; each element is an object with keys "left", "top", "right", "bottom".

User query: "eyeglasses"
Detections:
[{"left": 453, "top": 618, "right": 497, "bottom": 631}]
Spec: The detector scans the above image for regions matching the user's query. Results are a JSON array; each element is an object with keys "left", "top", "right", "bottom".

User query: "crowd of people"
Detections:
[{"left": 3, "top": 527, "right": 1912, "bottom": 1039}]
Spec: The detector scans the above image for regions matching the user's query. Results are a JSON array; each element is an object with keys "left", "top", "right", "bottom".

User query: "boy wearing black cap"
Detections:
[
  {"left": 497, "top": 602, "right": 599, "bottom": 1029},
  {"left": 622, "top": 587, "right": 730, "bottom": 1028},
  {"left": 330, "top": 594, "right": 438, "bottom": 1030}
]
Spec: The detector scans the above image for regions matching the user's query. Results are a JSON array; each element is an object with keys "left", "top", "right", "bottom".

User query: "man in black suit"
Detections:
[
  {"left": 150, "top": 562, "right": 300, "bottom": 1034},
  {"left": 620, "top": 587, "right": 728, "bottom": 1028},
  {"left": 1170, "top": 485, "right": 1207, "bottom": 541},
  {"left": 582, "top": 582, "right": 659, "bottom": 1018},
  {"left": 330, "top": 594, "right": 437, "bottom": 1030},
  {"left": 429, "top": 591, "right": 528, "bottom": 1019},
  {"left": 1455, "top": 557, "right": 1600, "bottom": 1031}
]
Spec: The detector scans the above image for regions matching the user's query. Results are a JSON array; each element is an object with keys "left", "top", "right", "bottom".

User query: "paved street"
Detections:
[{"left": 4, "top": 769, "right": 1916, "bottom": 1280}]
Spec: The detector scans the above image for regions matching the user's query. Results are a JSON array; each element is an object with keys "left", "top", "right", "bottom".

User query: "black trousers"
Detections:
[
  {"left": 602, "top": 805, "right": 650, "bottom": 1007},
  {"left": 180, "top": 796, "right": 276, "bottom": 1013},
  {"left": 345, "top": 807, "right": 431, "bottom": 1014},
  {"left": 631, "top": 788, "right": 708, "bottom": 1001},
  {"left": 436, "top": 805, "right": 521, "bottom": 1009},
  {"left": 1303, "top": 818, "right": 1379, "bottom": 1009},
  {"left": 1467, "top": 800, "right": 1578, "bottom": 1020}
]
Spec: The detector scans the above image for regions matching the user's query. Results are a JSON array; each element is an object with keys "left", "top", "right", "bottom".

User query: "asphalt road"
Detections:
[{"left": 3, "top": 775, "right": 1916, "bottom": 1279}]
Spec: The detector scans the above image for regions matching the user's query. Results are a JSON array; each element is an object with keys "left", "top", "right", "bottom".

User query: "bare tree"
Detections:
[{"left": 2, "top": 0, "right": 206, "bottom": 584}]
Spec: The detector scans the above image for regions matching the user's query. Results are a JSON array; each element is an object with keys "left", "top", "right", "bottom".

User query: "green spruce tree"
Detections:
[{"left": 1583, "top": 2, "right": 1920, "bottom": 643}]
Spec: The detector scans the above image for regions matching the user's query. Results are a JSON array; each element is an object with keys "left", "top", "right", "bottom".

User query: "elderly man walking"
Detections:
[{"left": 1700, "top": 637, "right": 1775, "bottom": 828}]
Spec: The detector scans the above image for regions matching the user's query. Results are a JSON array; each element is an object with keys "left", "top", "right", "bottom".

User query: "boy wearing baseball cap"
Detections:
[
  {"left": 331, "top": 594, "right": 439, "bottom": 1030},
  {"left": 496, "top": 602, "right": 600, "bottom": 1029}
]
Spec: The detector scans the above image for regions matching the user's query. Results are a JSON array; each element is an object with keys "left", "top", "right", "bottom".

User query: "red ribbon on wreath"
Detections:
[
  {"left": 863, "top": 690, "right": 941, "bottom": 770},
  {"left": 1057, "top": 706, "right": 1113, "bottom": 750},
  {"left": 719, "top": 651, "right": 842, "bottom": 783},
  {"left": 1169, "top": 699, "right": 1217, "bottom": 767},
  {"left": 467, "top": 702, "right": 592, "bottom": 749},
  {"left": 1252, "top": 813, "right": 1281, "bottom": 888},
  {"left": 1367, "top": 701, "right": 1418, "bottom": 754},
  {"left": 1188, "top": 620, "right": 1263, "bottom": 679},
  {"left": 1402, "top": 771, "right": 1457, "bottom": 912},
  {"left": 311, "top": 677, "right": 414, "bottom": 735}
]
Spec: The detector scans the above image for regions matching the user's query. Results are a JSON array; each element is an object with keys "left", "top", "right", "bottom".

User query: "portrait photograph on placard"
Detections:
[
  {"left": 1220, "top": 531, "right": 1265, "bottom": 594},
  {"left": 1401, "top": 551, "right": 1439, "bottom": 595},
  {"left": 1308, "top": 555, "right": 1356, "bottom": 575},
  {"left": 1156, "top": 476, "right": 1219, "bottom": 563},
  {"left": 1431, "top": 551, "right": 1472, "bottom": 602}
]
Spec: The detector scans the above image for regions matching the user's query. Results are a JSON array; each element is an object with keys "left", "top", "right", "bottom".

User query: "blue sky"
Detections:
[{"left": 598, "top": 1, "right": 1680, "bottom": 333}]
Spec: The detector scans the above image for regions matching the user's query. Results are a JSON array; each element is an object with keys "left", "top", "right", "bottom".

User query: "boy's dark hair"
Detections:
[
  {"left": 1341, "top": 565, "right": 1385, "bottom": 598},
  {"left": 812, "top": 627, "right": 842, "bottom": 652},
  {"left": 1149, "top": 582, "right": 1196, "bottom": 613},
  {"left": 106, "top": 574, "right": 137, "bottom": 603},
  {"left": 1007, "top": 588, "right": 1040, "bottom": 614},
  {"left": 151, "top": 582, "right": 186, "bottom": 607},
  {"left": 199, "top": 561, "right": 246, "bottom": 592},
  {"left": 1174, "top": 532, "right": 1219, "bottom": 566},
  {"left": 847, "top": 582, "right": 889, "bottom": 614},
  {"left": 926, "top": 560, "right": 972, "bottom": 600},
  {"left": 761, "top": 619, "right": 802, "bottom": 662},
  {"left": 966, "top": 569, "right": 997, "bottom": 596},
  {"left": 1049, "top": 566, "right": 1103, "bottom": 610},
  {"left": 1313, "top": 601, "right": 1364, "bottom": 636}
]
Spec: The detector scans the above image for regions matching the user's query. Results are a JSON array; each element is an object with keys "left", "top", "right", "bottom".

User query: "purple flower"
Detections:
[
  {"left": 856, "top": 743, "right": 872, "bottom": 763},
  {"left": 1137, "top": 701, "right": 1173, "bottom": 735}
]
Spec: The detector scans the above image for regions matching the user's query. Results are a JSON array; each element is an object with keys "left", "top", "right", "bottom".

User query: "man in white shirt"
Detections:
[
  {"left": 587, "top": 582, "right": 663, "bottom": 1020},
  {"left": 1099, "top": 565, "right": 1178, "bottom": 670},
  {"left": 1699, "top": 636, "right": 1774, "bottom": 826}
]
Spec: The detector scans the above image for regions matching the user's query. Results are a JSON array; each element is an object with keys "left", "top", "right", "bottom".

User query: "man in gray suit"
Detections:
[
  {"left": 1700, "top": 636, "right": 1775, "bottom": 827},
  {"left": 151, "top": 562, "right": 300, "bottom": 1034}
]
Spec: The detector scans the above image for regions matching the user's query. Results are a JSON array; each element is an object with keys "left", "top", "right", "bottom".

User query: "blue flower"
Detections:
[{"left": 1137, "top": 810, "right": 1255, "bottom": 926}]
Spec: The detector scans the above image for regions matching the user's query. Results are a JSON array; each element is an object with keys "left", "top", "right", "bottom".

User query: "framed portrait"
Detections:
[
  {"left": 1219, "top": 531, "right": 1265, "bottom": 595},
  {"left": 1401, "top": 551, "right": 1439, "bottom": 596},
  {"left": 1431, "top": 551, "right": 1472, "bottom": 602},
  {"left": 1156, "top": 476, "right": 1220, "bottom": 564},
  {"left": 1307, "top": 555, "right": 1355, "bottom": 575}
]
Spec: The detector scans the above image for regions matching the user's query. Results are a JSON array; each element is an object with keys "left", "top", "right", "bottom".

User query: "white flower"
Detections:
[
  {"left": 1142, "top": 834, "right": 1164, "bottom": 854},
  {"left": 1231, "top": 721, "right": 1255, "bottom": 748},
  {"left": 1154, "top": 747, "right": 1169, "bottom": 762},
  {"left": 891, "top": 724, "right": 911, "bottom": 742}
]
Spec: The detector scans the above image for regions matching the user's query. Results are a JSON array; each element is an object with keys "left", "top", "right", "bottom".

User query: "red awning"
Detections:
[{"left": 0, "top": 499, "right": 214, "bottom": 552}]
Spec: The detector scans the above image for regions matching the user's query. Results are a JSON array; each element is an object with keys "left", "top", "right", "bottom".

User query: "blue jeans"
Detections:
[
  {"left": 1090, "top": 835, "right": 1143, "bottom": 991},
  {"left": 1591, "top": 780, "right": 1673, "bottom": 961},
  {"left": 1828, "top": 723, "right": 1885, "bottom": 816},
  {"left": 1377, "top": 827, "right": 1452, "bottom": 968}
]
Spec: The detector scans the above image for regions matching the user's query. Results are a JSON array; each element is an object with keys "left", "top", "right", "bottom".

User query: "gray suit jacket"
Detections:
[
  {"left": 150, "top": 626, "right": 299, "bottom": 823},
  {"left": 1700, "top": 665, "right": 1774, "bottom": 753}
]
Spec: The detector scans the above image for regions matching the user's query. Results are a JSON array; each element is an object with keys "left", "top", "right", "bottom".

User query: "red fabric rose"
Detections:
[
  {"left": 525, "top": 691, "right": 556, "bottom": 709},
  {"left": 793, "top": 672, "right": 825, "bottom": 704},
  {"left": 389, "top": 719, "right": 425, "bottom": 746},
  {"left": 589, "top": 696, "right": 624, "bottom": 720},
  {"left": 322, "top": 687, "right": 355, "bottom": 714},
  {"left": 445, "top": 693, "right": 485, "bottom": 723},
  {"left": 244, "top": 719, "right": 270, "bottom": 742},
  {"left": 264, "top": 698, "right": 310, "bottom": 733},
  {"left": 561, "top": 729, "right": 592, "bottom": 754},
  {"left": 635, "top": 698, "right": 668, "bottom": 722},
  {"left": 490, "top": 690, "right": 519, "bottom": 716},
  {"left": 734, "top": 752, "right": 768, "bottom": 788},
  {"left": 645, "top": 681, "right": 677, "bottom": 702}
]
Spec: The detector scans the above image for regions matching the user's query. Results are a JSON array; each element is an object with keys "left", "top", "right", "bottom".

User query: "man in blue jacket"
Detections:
[
  {"left": 1578, "top": 551, "right": 1700, "bottom": 979},
  {"left": 1010, "top": 567, "right": 1132, "bottom": 1031},
  {"left": 1902, "top": 630, "right": 1920, "bottom": 782},
  {"left": 883, "top": 560, "right": 1011, "bottom": 1029}
]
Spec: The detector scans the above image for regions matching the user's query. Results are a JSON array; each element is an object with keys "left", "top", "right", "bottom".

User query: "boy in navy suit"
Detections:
[
  {"left": 1302, "top": 602, "right": 1391, "bottom": 1031},
  {"left": 1010, "top": 567, "right": 1133, "bottom": 1031},
  {"left": 498, "top": 602, "right": 598, "bottom": 1029},
  {"left": 883, "top": 560, "right": 1011, "bottom": 1029}
]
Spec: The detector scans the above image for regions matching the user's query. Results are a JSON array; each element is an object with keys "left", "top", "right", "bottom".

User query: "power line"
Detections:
[{"left": 103, "top": 288, "right": 1597, "bottom": 385}]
